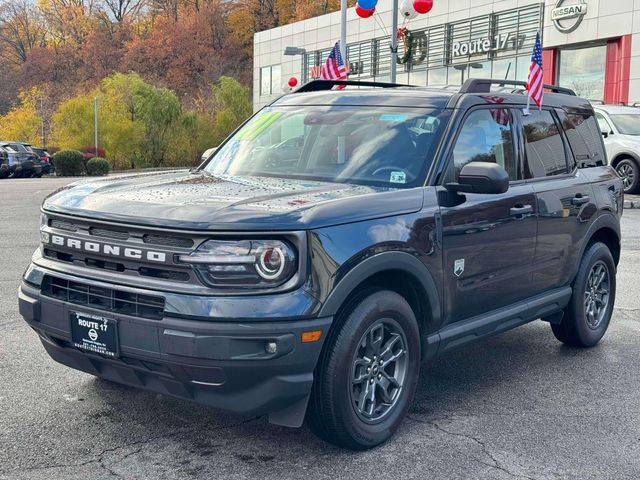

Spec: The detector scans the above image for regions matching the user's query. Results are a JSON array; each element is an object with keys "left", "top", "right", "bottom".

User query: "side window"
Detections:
[
  {"left": 559, "top": 110, "right": 606, "bottom": 167},
  {"left": 451, "top": 108, "right": 518, "bottom": 181},
  {"left": 595, "top": 112, "right": 612, "bottom": 133},
  {"left": 520, "top": 110, "right": 568, "bottom": 179}
]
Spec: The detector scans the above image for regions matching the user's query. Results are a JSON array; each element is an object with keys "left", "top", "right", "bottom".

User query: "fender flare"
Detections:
[
  {"left": 317, "top": 251, "right": 442, "bottom": 328},
  {"left": 571, "top": 212, "right": 621, "bottom": 279}
]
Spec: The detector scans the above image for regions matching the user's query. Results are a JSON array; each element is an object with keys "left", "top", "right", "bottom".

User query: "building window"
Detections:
[
  {"left": 558, "top": 45, "right": 606, "bottom": 101},
  {"left": 260, "top": 65, "right": 282, "bottom": 96}
]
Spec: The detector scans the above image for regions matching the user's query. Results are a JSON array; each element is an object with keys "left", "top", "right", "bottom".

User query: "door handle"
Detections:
[
  {"left": 571, "top": 194, "right": 590, "bottom": 206},
  {"left": 510, "top": 204, "right": 533, "bottom": 216}
]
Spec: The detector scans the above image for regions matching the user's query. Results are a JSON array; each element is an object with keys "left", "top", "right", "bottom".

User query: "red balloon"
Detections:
[
  {"left": 288, "top": 77, "right": 298, "bottom": 87},
  {"left": 413, "top": 0, "right": 432, "bottom": 14},
  {"left": 355, "top": 5, "right": 375, "bottom": 18}
]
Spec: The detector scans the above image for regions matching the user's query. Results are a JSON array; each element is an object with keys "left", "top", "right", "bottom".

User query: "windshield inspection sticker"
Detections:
[{"left": 390, "top": 171, "right": 406, "bottom": 184}]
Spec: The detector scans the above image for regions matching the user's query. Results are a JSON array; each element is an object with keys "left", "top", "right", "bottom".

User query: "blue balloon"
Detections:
[{"left": 357, "top": 0, "right": 377, "bottom": 10}]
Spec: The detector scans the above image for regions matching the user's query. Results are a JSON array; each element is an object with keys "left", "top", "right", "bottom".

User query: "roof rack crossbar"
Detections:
[
  {"left": 295, "top": 79, "right": 411, "bottom": 93},
  {"left": 460, "top": 79, "right": 576, "bottom": 96}
]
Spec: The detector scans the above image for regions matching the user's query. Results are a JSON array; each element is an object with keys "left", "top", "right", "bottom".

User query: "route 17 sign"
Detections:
[{"left": 551, "top": 0, "right": 588, "bottom": 33}]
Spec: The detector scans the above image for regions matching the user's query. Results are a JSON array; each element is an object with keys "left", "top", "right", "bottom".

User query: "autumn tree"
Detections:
[
  {"left": 0, "top": 0, "right": 46, "bottom": 65},
  {"left": 0, "top": 87, "right": 44, "bottom": 144}
]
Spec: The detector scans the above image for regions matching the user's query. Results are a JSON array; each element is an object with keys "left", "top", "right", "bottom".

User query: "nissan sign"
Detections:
[{"left": 551, "top": 0, "right": 588, "bottom": 33}]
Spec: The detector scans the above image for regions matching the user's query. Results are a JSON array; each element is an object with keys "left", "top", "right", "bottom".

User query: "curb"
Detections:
[{"left": 624, "top": 195, "right": 640, "bottom": 209}]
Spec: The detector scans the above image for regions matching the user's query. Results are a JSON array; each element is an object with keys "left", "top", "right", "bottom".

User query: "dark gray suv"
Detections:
[{"left": 19, "top": 79, "right": 622, "bottom": 449}]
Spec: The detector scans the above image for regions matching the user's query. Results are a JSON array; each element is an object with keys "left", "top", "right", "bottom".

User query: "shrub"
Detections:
[
  {"left": 79, "top": 146, "right": 106, "bottom": 161},
  {"left": 86, "top": 157, "right": 110, "bottom": 176},
  {"left": 52, "top": 150, "right": 85, "bottom": 176}
]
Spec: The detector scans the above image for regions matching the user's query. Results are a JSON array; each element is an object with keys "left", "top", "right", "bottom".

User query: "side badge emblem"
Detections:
[{"left": 454, "top": 259, "right": 465, "bottom": 277}]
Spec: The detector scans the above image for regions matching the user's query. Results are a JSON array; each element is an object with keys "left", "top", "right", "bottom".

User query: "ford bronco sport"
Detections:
[{"left": 19, "top": 79, "right": 623, "bottom": 450}]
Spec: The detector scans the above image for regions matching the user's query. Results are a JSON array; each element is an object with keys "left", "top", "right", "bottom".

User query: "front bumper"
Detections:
[{"left": 19, "top": 268, "right": 332, "bottom": 424}]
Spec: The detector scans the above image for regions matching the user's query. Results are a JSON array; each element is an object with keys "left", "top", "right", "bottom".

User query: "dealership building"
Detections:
[{"left": 253, "top": 0, "right": 640, "bottom": 110}]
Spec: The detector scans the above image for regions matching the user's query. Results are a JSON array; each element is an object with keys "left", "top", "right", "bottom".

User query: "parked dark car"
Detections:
[
  {"left": 1, "top": 144, "right": 28, "bottom": 178},
  {"left": 0, "top": 146, "right": 9, "bottom": 178},
  {"left": 19, "top": 79, "right": 622, "bottom": 450},
  {"left": 0, "top": 141, "right": 41, "bottom": 177},
  {"left": 30, "top": 146, "right": 53, "bottom": 175}
]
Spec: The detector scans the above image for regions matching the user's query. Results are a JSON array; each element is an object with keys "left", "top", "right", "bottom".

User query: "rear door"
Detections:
[
  {"left": 439, "top": 106, "right": 538, "bottom": 324},
  {"left": 514, "top": 108, "right": 598, "bottom": 294}
]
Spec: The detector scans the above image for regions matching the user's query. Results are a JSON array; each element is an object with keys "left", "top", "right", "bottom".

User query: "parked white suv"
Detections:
[{"left": 594, "top": 105, "right": 640, "bottom": 193}]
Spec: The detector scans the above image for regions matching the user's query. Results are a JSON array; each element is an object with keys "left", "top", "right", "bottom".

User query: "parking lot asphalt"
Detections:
[{"left": 1, "top": 176, "right": 640, "bottom": 480}]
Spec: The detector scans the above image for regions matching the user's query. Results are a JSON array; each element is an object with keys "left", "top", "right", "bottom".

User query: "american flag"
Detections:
[
  {"left": 310, "top": 65, "right": 322, "bottom": 79},
  {"left": 481, "top": 95, "right": 509, "bottom": 126},
  {"left": 526, "top": 32, "right": 543, "bottom": 109},
  {"left": 321, "top": 41, "right": 348, "bottom": 84}
]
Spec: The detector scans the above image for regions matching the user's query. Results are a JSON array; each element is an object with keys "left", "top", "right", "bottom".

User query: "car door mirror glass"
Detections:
[{"left": 446, "top": 162, "right": 510, "bottom": 195}]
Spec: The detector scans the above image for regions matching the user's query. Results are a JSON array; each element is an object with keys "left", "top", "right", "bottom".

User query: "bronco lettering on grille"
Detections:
[{"left": 46, "top": 234, "right": 167, "bottom": 263}]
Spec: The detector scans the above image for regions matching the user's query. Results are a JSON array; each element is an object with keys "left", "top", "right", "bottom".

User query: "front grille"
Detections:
[
  {"left": 50, "top": 219, "right": 77, "bottom": 232},
  {"left": 89, "top": 227, "right": 129, "bottom": 240},
  {"left": 41, "top": 275, "right": 165, "bottom": 320},
  {"left": 143, "top": 234, "right": 194, "bottom": 248}
]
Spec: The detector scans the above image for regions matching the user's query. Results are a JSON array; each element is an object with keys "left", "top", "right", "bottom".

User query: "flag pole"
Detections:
[{"left": 340, "top": 0, "right": 347, "bottom": 61}]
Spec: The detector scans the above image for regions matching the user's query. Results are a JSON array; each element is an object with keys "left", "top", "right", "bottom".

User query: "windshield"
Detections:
[
  {"left": 202, "top": 106, "right": 449, "bottom": 188},
  {"left": 610, "top": 114, "right": 640, "bottom": 136}
]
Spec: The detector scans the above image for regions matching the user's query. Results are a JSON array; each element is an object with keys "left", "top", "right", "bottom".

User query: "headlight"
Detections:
[{"left": 178, "top": 239, "right": 297, "bottom": 289}]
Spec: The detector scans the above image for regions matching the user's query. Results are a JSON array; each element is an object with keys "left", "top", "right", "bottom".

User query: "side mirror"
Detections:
[
  {"left": 601, "top": 130, "right": 610, "bottom": 138},
  {"left": 446, "top": 162, "right": 509, "bottom": 195}
]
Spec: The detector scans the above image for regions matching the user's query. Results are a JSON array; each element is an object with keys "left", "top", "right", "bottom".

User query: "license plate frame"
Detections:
[{"left": 70, "top": 312, "right": 119, "bottom": 358}]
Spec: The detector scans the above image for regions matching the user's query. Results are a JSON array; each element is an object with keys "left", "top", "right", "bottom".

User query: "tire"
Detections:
[
  {"left": 551, "top": 242, "right": 616, "bottom": 348},
  {"left": 307, "top": 289, "right": 421, "bottom": 450},
  {"left": 615, "top": 158, "right": 640, "bottom": 194}
]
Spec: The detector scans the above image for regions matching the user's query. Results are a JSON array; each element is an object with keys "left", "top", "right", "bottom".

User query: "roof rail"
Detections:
[
  {"left": 460, "top": 78, "right": 576, "bottom": 96},
  {"left": 295, "top": 79, "right": 411, "bottom": 93}
]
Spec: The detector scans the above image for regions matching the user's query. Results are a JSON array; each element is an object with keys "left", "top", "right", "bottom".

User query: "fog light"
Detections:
[{"left": 265, "top": 341, "right": 278, "bottom": 354}]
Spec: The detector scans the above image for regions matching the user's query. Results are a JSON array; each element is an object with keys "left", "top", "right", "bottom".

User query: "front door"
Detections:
[{"left": 439, "top": 107, "right": 537, "bottom": 325}]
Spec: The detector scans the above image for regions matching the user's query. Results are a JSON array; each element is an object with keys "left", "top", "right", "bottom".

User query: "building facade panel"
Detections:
[{"left": 254, "top": 0, "right": 640, "bottom": 110}]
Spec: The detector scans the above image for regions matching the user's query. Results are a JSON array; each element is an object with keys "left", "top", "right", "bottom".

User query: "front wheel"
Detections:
[
  {"left": 307, "top": 289, "right": 421, "bottom": 450},
  {"left": 551, "top": 242, "right": 616, "bottom": 347},
  {"left": 615, "top": 158, "right": 640, "bottom": 194}
]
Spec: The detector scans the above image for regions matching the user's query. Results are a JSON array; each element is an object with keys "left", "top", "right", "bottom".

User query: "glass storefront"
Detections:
[{"left": 558, "top": 45, "right": 607, "bottom": 101}]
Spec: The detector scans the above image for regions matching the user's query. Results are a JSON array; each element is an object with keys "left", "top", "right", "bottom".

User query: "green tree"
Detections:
[
  {"left": 166, "top": 111, "right": 216, "bottom": 166},
  {"left": 212, "top": 76, "right": 252, "bottom": 144},
  {"left": 50, "top": 78, "right": 145, "bottom": 169}
]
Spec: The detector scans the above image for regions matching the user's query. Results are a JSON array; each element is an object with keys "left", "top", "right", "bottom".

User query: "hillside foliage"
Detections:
[{"left": 0, "top": 0, "right": 345, "bottom": 166}]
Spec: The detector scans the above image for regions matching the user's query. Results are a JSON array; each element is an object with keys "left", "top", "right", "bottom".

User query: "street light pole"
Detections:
[
  {"left": 94, "top": 97, "right": 99, "bottom": 157},
  {"left": 39, "top": 97, "right": 45, "bottom": 148}
]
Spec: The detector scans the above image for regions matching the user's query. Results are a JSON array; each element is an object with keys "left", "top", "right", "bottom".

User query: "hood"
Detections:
[{"left": 43, "top": 170, "right": 424, "bottom": 231}]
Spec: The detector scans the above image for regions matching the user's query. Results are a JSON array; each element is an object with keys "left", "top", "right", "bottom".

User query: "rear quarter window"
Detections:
[{"left": 557, "top": 110, "right": 606, "bottom": 168}]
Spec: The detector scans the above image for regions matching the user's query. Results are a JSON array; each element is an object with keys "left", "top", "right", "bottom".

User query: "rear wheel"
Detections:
[
  {"left": 615, "top": 158, "right": 640, "bottom": 194},
  {"left": 551, "top": 242, "right": 616, "bottom": 347},
  {"left": 307, "top": 289, "right": 421, "bottom": 450}
]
